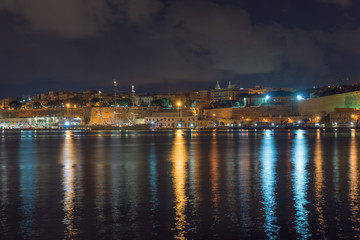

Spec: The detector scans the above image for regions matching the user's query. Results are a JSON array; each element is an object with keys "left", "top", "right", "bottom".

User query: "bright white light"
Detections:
[
  {"left": 297, "top": 95, "right": 304, "bottom": 100},
  {"left": 64, "top": 121, "right": 70, "bottom": 126},
  {"left": 265, "top": 95, "right": 270, "bottom": 100},
  {"left": 298, "top": 120, "right": 301, "bottom": 124}
]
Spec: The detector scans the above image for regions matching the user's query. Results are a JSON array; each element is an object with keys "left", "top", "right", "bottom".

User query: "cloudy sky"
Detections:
[{"left": 1, "top": 0, "right": 360, "bottom": 97}]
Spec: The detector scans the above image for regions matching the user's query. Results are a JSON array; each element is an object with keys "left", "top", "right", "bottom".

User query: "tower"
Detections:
[
  {"left": 228, "top": 81, "right": 232, "bottom": 88},
  {"left": 215, "top": 81, "right": 220, "bottom": 90}
]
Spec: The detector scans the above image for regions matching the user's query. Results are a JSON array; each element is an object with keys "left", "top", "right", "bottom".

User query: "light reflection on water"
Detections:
[
  {"left": 238, "top": 133, "right": 251, "bottom": 231},
  {"left": 314, "top": 130, "right": 326, "bottom": 235},
  {"left": 171, "top": 130, "right": 189, "bottom": 239},
  {"left": 210, "top": 133, "right": 220, "bottom": 226},
  {"left": 61, "top": 131, "right": 77, "bottom": 238},
  {"left": 0, "top": 138, "right": 8, "bottom": 234},
  {"left": 291, "top": 130, "right": 310, "bottom": 239},
  {"left": 94, "top": 135, "right": 108, "bottom": 234},
  {"left": 260, "top": 131, "right": 279, "bottom": 239},
  {"left": 2, "top": 129, "right": 360, "bottom": 239},
  {"left": 349, "top": 129, "right": 360, "bottom": 233},
  {"left": 19, "top": 138, "right": 38, "bottom": 238}
]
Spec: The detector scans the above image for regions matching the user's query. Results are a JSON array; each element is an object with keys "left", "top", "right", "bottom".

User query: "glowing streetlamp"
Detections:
[{"left": 177, "top": 101, "right": 182, "bottom": 117}]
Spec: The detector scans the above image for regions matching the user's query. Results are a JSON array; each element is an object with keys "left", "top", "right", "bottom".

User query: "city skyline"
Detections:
[{"left": 1, "top": 0, "right": 360, "bottom": 97}]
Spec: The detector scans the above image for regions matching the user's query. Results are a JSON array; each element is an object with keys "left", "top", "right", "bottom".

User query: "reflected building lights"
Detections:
[
  {"left": 210, "top": 133, "right": 220, "bottom": 225},
  {"left": 333, "top": 131, "right": 340, "bottom": 215},
  {"left": 225, "top": 136, "right": 237, "bottom": 223},
  {"left": 239, "top": 133, "right": 251, "bottom": 230},
  {"left": 349, "top": 131, "right": 360, "bottom": 231},
  {"left": 188, "top": 133, "right": 198, "bottom": 210},
  {"left": 0, "top": 141, "right": 8, "bottom": 233},
  {"left": 94, "top": 137, "right": 109, "bottom": 231},
  {"left": 110, "top": 157, "right": 121, "bottom": 224},
  {"left": 292, "top": 130, "right": 310, "bottom": 239},
  {"left": 19, "top": 138, "right": 37, "bottom": 238},
  {"left": 314, "top": 132, "right": 326, "bottom": 234},
  {"left": 171, "top": 130, "right": 189, "bottom": 239},
  {"left": 61, "top": 131, "right": 77, "bottom": 238},
  {"left": 260, "top": 133, "right": 279, "bottom": 239},
  {"left": 149, "top": 141, "right": 158, "bottom": 214}
]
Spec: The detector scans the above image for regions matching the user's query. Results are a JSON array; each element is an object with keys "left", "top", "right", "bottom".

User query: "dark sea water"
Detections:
[{"left": 1, "top": 129, "right": 360, "bottom": 239}]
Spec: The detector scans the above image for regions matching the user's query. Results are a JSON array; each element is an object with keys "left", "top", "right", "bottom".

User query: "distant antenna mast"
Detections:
[
  {"left": 131, "top": 84, "right": 135, "bottom": 106},
  {"left": 113, "top": 80, "right": 118, "bottom": 126},
  {"left": 113, "top": 80, "right": 118, "bottom": 99}
]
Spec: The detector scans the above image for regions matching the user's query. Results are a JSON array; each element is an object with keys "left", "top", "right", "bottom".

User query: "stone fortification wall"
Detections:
[
  {"left": 203, "top": 108, "right": 233, "bottom": 119},
  {"left": 90, "top": 106, "right": 160, "bottom": 125},
  {"left": 296, "top": 91, "right": 360, "bottom": 116},
  {"left": 203, "top": 106, "right": 292, "bottom": 121},
  {"left": 0, "top": 108, "right": 91, "bottom": 123}
]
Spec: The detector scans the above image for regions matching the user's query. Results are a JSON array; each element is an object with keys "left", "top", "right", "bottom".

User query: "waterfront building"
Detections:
[
  {"left": 145, "top": 115, "right": 198, "bottom": 128},
  {"left": 0, "top": 116, "right": 63, "bottom": 128},
  {"left": 210, "top": 81, "right": 248, "bottom": 102}
]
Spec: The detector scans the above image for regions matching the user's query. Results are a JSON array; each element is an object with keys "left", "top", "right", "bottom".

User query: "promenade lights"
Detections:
[{"left": 297, "top": 95, "right": 304, "bottom": 100}]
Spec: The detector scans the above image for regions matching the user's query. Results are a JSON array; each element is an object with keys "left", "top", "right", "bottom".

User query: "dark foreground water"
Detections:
[{"left": 1, "top": 129, "right": 360, "bottom": 239}]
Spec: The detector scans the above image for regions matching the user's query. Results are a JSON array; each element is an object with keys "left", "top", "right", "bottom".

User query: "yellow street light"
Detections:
[{"left": 66, "top": 104, "right": 70, "bottom": 108}]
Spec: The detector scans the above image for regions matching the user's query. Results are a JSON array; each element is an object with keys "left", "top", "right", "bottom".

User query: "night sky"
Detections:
[{"left": 1, "top": 0, "right": 360, "bottom": 98}]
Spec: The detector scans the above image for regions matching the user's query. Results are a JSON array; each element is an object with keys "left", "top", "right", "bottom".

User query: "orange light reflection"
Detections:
[
  {"left": 314, "top": 132, "right": 326, "bottom": 234},
  {"left": 61, "top": 131, "right": 77, "bottom": 238},
  {"left": 349, "top": 131, "right": 360, "bottom": 231},
  {"left": 171, "top": 130, "right": 189, "bottom": 239}
]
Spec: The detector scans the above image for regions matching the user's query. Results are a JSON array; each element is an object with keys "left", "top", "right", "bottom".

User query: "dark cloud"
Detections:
[
  {"left": 318, "top": 0, "right": 352, "bottom": 7},
  {"left": 163, "top": 1, "right": 328, "bottom": 82},
  {"left": 0, "top": 0, "right": 113, "bottom": 38},
  {"left": 0, "top": 0, "right": 359, "bottom": 97}
]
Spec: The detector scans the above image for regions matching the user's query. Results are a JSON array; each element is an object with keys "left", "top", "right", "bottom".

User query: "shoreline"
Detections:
[{"left": 1, "top": 126, "right": 359, "bottom": 131}]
